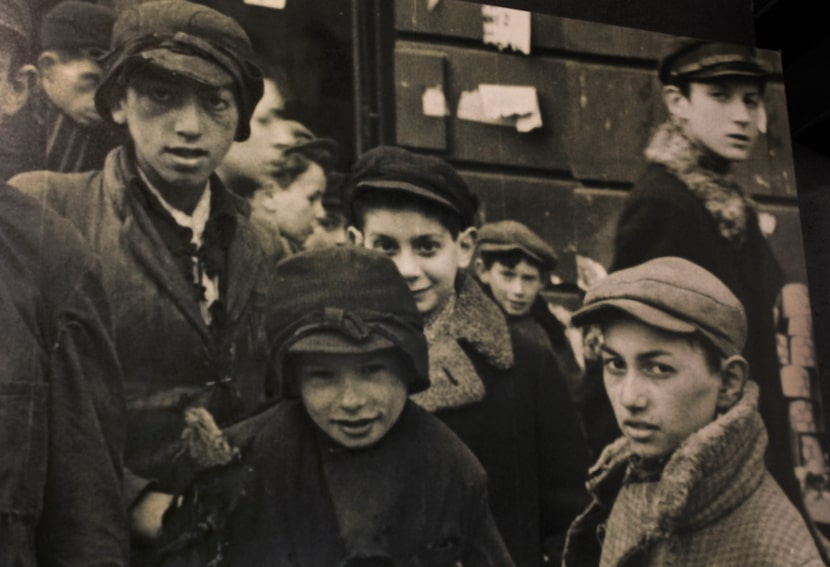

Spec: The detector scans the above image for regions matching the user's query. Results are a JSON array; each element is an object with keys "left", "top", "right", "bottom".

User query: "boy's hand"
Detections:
[{"left": 131, "top": 490, "right": 174, "bottom": 541}]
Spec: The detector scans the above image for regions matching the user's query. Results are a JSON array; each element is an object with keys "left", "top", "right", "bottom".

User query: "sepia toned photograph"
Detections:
[{"left": 1, "top": 0, "right": 828, "bottom": 565}]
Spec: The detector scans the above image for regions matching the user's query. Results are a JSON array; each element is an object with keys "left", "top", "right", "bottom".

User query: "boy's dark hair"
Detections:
[
  {"left": 350, "top": 189, "right": 464, "bottom": 239},
  {"left": 671, "top": 77, "right": 767, "bottom": 99},
  {"left": 479, "top": 248, "right": 545, "bottom": 273},
  {"left": 688, "top": 332, "right": 725, "bottom": 374}
]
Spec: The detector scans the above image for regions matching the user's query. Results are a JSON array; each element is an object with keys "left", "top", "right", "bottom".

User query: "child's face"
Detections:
[
  {"left": 599, "top": 316, "right": 723, "bottom": 458},
  {"left": 41, "top": 53, "right": 103, "bottom": 126},
  {"left": 670, "top": 79, "right": 763, "bottom": 162},
  {"left": 293, "top": 349, "right": 408, "bottom": 449},
  {"left": 354, "top": 209, "right": 473, "bottom": 317},
  {"left": 267, "top": 162, "right": 326, "bottom": 243},
  {"left": 477, "top": 258, "right": 543, "bottom": 316}
]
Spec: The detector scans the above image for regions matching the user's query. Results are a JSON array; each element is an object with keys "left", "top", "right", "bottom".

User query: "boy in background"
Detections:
[
  {"left": 474, "top": 220, "right": 582, "bottom": 401},
  {"left": 346, "top": 145, "right": 588, "bottom": 566},
  {"left": 564, "top": 257, "right": 822, "bottom": 566}
]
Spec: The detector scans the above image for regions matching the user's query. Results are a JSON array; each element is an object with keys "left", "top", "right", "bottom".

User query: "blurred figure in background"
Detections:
[{"left": 303, "top": 170, "right": 349, "bottom": 250}]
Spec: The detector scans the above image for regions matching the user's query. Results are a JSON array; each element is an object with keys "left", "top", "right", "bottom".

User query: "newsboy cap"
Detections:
[
  {"left": 477, "top": 220, "right": 557, "bottom": 270},
  {"left": 348, "top": 146, "right": 479, "bottom": 229},
  {"left": 571, "top": 257, "right": 746, "bottom": 357},
  {"left": 659, "top": 41, "right": 772, "bottom": 85},
  {"left": 267, "top": 246, "right": 430, "bottom": 398},
  {"left": 40, "top": 1, "right": 115, "bottom": 53},
  {"left": 94, "top": 0, "right": 263, "bottom": 141}
]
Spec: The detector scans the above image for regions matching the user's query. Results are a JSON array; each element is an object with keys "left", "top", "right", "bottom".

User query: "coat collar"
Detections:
[
  {"left": 412, "top": 274, "right": 514, "bottom": 412},
  {"left": 106, "top": 146, "right": 265, "bottom": 340},
  {"left": 585, "top": 381, "right": 766, "bottom": 564},
  {"left": 644, "top": 120, "right": 757, "bottom": 247}
]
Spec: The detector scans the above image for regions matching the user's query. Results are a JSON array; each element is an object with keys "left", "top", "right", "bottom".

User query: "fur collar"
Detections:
[
  {"left": 412, "top": 274, "right": 514, "bottom": 412},
  {"left": 645, "top": 120, "right": 757, "bottom": 247},
  {"left": 587, "top": 382, "right": 766, "bottom": 564}
]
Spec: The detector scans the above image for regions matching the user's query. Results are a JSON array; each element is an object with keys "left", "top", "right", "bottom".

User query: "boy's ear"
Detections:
[
  {"left": 716, "top": 355, "right": 748, "bottom": 412},
  {"left": 347, "top": 226, "right": 364, "bottom": 247},
  {"left": 662, "top": 85, "right": 690, "bottom": 122},
  {"left": 37, "top": 51, "right": 59, "bottom": 73},
  {"left": 0, "top": 63, "right": 37, "bottom": 119},
  {"left": 473, "top": 257, "right": 489, "bottom": 282},
  {"left": 455, "top": 226, "right": 477, "bottom": 269},
  {"left": 109, "top": 94, "right": 127, "bottom": 125}
]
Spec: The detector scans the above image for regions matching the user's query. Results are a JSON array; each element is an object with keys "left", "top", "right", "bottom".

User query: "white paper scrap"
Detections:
[
  {"left": 422, "top": 86, "right": 450, "bottom": 117},
  {"left": 482, "top": 5, "right": 531, "bottom": 55},
  {"left": 243, "top": 0, "right": 286, "bottom": 9},
  {"left": 427, "top": 0, "right": 441, "bottom": 11},
  {"left": 456, "top": 85, "right": 542, "bottom": 132}
]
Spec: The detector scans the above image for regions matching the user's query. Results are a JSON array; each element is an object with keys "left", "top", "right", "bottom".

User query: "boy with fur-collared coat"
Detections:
[{"left": 564, "top": 257, "right": 823, "bottom": 566}]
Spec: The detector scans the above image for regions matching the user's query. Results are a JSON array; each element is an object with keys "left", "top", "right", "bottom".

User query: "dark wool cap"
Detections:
[
  {"left": 572, "top": 257, "right": 746, "bottom": 357},
  {"left": 284, "top": 136, "right": 339, "bottom": 173},
  {"left": 0, "top": 0, "right": 30, "bottom": 48},
  {"left": 477, "top": 220, "right": 557, "bottom": 270},
  {"left": 94, "top": 0, "right": 263, "bottom": 141},
  {"left": 659, "top": 41, "right": 771, "bottom": 85},
  {"left": 267, "top": 247, "right": 430, "bottom": 398},
  {"left": 40, "top": 1, "right": 115, "bottom": 53},
  {"left": 348, "top": 146, "right": 479, "bottom": 229}
]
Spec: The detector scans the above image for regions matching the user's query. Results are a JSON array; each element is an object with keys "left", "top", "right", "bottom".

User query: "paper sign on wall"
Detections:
[
  {"left": 482, "top": 5, "right": 531, "bottom": 55},
  {"left": 243, "top": 0, "right": 286, "bottom": 9},
  {"left": 427, "top": 0, "right": 442, "bottom": 11},
  {"left": 422, "top": 86, "right": 450, "bottom": 117},
  {"left": 457, "top": 84, "right": 542, "bottom": 133}
]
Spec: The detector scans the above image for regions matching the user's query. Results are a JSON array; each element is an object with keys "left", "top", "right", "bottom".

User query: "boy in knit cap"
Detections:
[
  {"left": 474, "top": 219, "right": 582, "bottom": 400},
  {"left": 33, "top": 0, "right": 124, "bottom": 171},
  {"left": 563, "top": 257, "right": 823, "bottom": 566},
  {"left": 155, "top": 247, "right": 515, "bottom": 567},
  {"left": 346, "top": 145, "right": 589, "bottom": 567}
]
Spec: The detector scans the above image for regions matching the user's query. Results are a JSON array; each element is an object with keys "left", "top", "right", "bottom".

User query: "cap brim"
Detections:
[
  {"left": 477, "top": 242, "right": 556, "bottom": 269},
  {"left": 287, "top": 331, "right": 396, "bottom": 354},
  {"left": 356, "top": 179, "right": 461, "bottom": 216},
  {"left": 135, "top": 49, "right": 234, "bottom": 88},
  {"left": 571, "top": 298, "right": 697, "bottom": 335}
]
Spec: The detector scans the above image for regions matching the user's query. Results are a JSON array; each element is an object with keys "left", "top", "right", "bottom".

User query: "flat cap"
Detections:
[
  {"left": 659, "top": 41, "right": 771, "bottom": 85},
  {"left": 571, "top": 257, "right": 746, "bottom": 357},
  {"left": 267, "top": 247, "right": 429, "bottom": 398},
  {"left": 40, "top": 1, "right": 115, "bottom": 53},
  {"left": 348, "top": 146, "right": 479, "bottom": 229},
  {"left": 477, "top": 220, "right": 557, "bottom": 270},
  {"left": 94, "top": 0, "right": 263, "bottom": 141}
]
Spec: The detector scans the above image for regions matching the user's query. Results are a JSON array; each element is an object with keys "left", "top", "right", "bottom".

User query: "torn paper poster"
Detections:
[
  {"left": 482, "top": 5, "right": 531, "bottom": 55},
  {"left": 427, "top": 0, "right": 441, "bottom": 11},
  {"left": 243, "top": 0, "right": 286, "bottom": 9},
  {"left": 457, "top": 84, "right": 542, "bottom": 132},
  {"left": 422, "top": 86, "right": 450, "bottom": 117}
]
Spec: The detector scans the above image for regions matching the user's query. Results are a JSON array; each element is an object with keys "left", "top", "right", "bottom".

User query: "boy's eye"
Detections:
[
  {"left": 204, "top": 93, "right": 231, "bottom": 111},
  {"left": 602, "top": 357, "right": 626, "bottom": 375},
  {"left": 499, "top": 269, "right": 516, "bottom": 279},
  {"left": 743, "top": 94, "right": 761, "bottom": 109},
  {"left": 361, "top": 363, "right": 387, "bottom": 375},
  {"left": 643, "top": 361, "right": 674, "bottom": 377},
  {"left": 304, "top": 368, "right": 334, "bottom": 381},
  {"left": 371, "top": 238, "right": 398, "bottom": 255},
  {"left": 148, "top": 86, "right": 174, "bottom": 103},
  {"left": 414, "top": 239, "right": 441, "bottom": 255}
]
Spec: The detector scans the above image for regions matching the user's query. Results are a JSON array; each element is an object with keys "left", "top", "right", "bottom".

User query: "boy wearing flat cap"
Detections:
[
  {"left": 345, "top": 145, "right": 589, "bottom": 567},
  {"left": 474, "top": 220, "right": 582, "bottom": 398},
  {"left": 605, "top": 40, "right": 803, "bottom": 511},
  {"left": 33, "top": 0, "right": 125, "bottom": 172},
  {"left": 563, "top": 257, "right": 823, "bottom": 567},
  {"left": 10, "top": 1, "right": 285, "bottom": 560},
  {"left": 155, "top": 247, "right": 515, "bottom": 567}
]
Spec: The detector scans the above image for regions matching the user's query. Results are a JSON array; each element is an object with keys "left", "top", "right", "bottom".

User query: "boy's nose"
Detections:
[
  {"left": 175, "top": 98, "right": 204, "bottom": 138},
  {"left": 618, "top": 374, "right": 648, "bottom": 410}
]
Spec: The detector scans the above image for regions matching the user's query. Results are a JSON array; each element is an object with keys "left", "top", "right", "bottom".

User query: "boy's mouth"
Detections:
[
  {"left": 623, "top": 420, "right": 658, "bottom": 439},
  {"left": 334, "top": 417, "right": 377, "bottom": 436}
]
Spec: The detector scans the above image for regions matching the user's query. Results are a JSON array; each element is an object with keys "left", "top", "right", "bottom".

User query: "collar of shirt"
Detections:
[{"left": 137, "top": 168, "right": 212, "bottom": 248}]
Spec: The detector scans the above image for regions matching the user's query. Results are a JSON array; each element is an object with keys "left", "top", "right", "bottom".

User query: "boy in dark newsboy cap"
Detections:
[
  {"left": 603, "top": 39, "right": 805, "bottom": 521},
  {"left": 34, "top": 0, "right": 124, "bottom": 172},
  {"left": 345, "top": 145, "right": 589, "bottom": 567},
  {"left": 155, "top": 247, "right": 514, "bottom": 566},
  {"left": 563, "top": 257, "right": 823, "bottom": 566},
  {"left": 10, "top": 2, "right": 287, "bottom": 561}
]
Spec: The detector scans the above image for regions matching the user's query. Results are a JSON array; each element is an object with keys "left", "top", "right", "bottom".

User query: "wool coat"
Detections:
[
  {"left": 155, "top": 400, "right": 516, "bottom": 567},
  {"left": 10, "top": 146, "right": 286, "bottom": 505},
  {"left": 413, "top": 275, "right": 590, "bottom": 567},
  {"left": 0, "top": 185, "right": 127, "bottom": 566},
  {"left": 605, "top": 121, "right": 799, "bottom": 506},
  {"left": 563, "top": 382, "right": 824, "bottom": 567}
]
